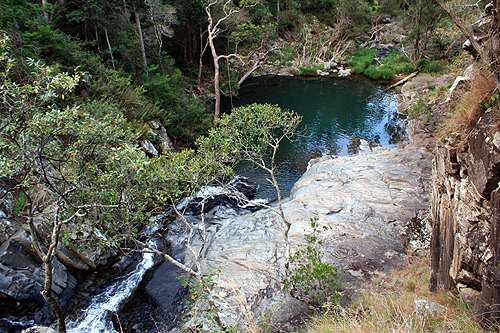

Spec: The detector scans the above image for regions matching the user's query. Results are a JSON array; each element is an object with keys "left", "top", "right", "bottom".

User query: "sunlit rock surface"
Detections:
[{"left": 185, "top": 141, "right": 432, "bottom": 329}]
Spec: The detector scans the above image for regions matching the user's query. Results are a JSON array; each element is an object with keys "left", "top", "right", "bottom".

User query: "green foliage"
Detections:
[
  {"left": 88, "top": 70, "right": 162, "bottom": 127},
  {"left": 1, "top": 34, "right": 201, "bottom": 250},
  {"left": 416, "top": 58, "right": 431, "bottom": 72},
  {"left": 396, "top": 0, "right": 445, "bottom": 56},
  {"left": 378, "top": 66, "right": 394, "bottom": 80},
  {"left": 231, "top": 22, "right": 277, "bottom": 46},
  {"left": 381, "top": 50, "right": 416, "bottom": 75},
  {"left": 348, "top": 49, "right": 378, "bottom": 73},
  {"left": 12, "top": 192, "right": 27, "bottom": 217},
  {"left": 199, "top": 103, "right": 302, "bottom": 164},
  {"left": 0, "top": 0, "right": 41, "bottom": 30},
  {"left": 299, "top": 0, "right": 373, "bottom": 35},
  {"left": 408, "top": 98, "right": 431, "bottom": 121},
  {"left": 415, "top": 58, "right": 444, "bottom": 75},
  {"left": 144, "top": 70, "right": 212, "bottom": 142},
  {"left": 300, "top": 65, "right": 317, "bottom": 75},
  {"left": 179, "top": 270, "right": 228, "bottom": 332},
  {"left": 364, "top": 65, "right": 382, "bottom": 80},
  {"left": 479, "top": 93, "right": 500, "bottom": 111},
  {"left": 284, "top": 217, "right": 343, "bottom": 306},
  {"left": 277, "top": 9, "right": 301, "bottom": 33}
]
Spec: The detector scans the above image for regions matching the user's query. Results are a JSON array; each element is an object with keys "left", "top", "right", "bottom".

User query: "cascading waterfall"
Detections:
[{"left": 68, "top": 244, "right": 155, "bottom": 333}]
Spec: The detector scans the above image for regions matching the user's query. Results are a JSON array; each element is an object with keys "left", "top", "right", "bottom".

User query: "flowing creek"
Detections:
[{"left": 70, "top": 75, "right": 406, "bottom": 332}]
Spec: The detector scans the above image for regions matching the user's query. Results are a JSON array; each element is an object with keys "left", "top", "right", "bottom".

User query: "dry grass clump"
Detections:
[
  {"left": 304, "top": 256, "right": 489, "bottom": 333},
  {"left": 441, "top": 69, "right": 499, "bottom": 137}
]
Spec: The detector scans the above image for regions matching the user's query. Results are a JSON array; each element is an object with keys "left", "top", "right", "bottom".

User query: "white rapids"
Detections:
[{"left": 68, "top": 247, "right": 155, "bottom": 333}]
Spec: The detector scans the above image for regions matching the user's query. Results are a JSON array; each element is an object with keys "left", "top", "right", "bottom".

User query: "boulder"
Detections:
[
  {"left": 183, "top": 142, "right": 432, "bottom": 329},
  {"left": 414, "top": 299, "right": 446, "bottom": 320},
  {"left": 141, "top": 139, "right": 158, "bottom": 157},
  {"left": 148, "top": 120, "right": 174, "bottom": 154}
]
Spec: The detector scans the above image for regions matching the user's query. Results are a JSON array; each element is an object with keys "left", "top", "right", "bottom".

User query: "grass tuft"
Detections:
[
  {"left": 440, "top": 69, "right": 498, "bottom": 137},
  {"left": 304, "top": 257, "right": 489, "bottom": 333}
]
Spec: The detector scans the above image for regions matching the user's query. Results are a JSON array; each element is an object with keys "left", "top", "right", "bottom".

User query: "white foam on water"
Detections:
[{"left": 68, "top": 244, "right": 155, "bottom": 333}]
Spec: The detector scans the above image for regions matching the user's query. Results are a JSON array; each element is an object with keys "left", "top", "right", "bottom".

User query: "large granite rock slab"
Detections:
[{"left": 186, "top": 142, "right": 432, "bottom": 329}]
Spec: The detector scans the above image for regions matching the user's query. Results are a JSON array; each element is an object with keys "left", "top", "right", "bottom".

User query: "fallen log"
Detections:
[
  {"left": 359, "top": 71, "right": 419, "bottom": 103},
  {"left": 238, "top": 62, "right": 262, "bottom": 87}
]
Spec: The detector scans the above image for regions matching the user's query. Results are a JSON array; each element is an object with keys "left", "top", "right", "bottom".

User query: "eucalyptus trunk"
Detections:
[{"left": 134, "top": 3, "right": 149, "bottom": 77}]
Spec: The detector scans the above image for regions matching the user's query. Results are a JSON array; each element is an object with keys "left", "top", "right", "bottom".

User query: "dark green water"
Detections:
[{"left": 221, "top": 75, "right": 405, "bottom": 199}]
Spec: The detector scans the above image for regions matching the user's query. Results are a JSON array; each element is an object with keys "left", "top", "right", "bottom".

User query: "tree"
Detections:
[
  {"left": 401, "top": 0, "right": 445, "bottom": 57},
  {"left": 199, "top": 103, "right": 313, "bottom": 302},
  {"left": 0, "top": 34, "right": 170, "bottom": 332},
  {"left": 204, "top": 0, "right": 260, "bottom": 122},
  {"left": 435, "top": 0, "right": 500, "bottom": 86}
]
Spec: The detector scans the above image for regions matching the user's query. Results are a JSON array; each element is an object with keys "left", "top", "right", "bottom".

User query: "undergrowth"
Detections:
[
  {"left": 304, "top": 256, "right": 494, "bottom": 333},
  {"left": 440, "top": 69, "right": 499, "bottom": 137},
  {"left": 408, "top": 98, "right": 432, "bottom": 122},
  {"left": 348, "top": 49, "right": 447, "bottom": 80}
]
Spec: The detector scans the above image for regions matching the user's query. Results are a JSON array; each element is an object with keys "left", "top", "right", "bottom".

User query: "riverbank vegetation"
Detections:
[
  {"left": 0, "top": 0, "right": 488, "bottom": 147},
  {"left": 304, "top": 257, "right": 490, "bottom": 333}
]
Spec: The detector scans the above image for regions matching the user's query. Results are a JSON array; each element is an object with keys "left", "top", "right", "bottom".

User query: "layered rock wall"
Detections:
[{"left": 430, "top": 110, "right": 500, "bottom": 321}]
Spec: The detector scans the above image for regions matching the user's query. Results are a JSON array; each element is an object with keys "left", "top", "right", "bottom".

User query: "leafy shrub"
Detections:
[
  {"left": 12, "top": 192, "right": 27, "bottom": 217},
  {"left": 89, "top": 71, "right": 163, "bottom": 126},
  {"left": 416, "top": 58, "right": 431, "bottom": 72},
  {"left": 379, "top": 66, "right": 394, "bottom": 80},
  {"left": 277, "top": 9, "right": 301, "bottom": 33},
  {"left": 428, "top": 61, "right": 444, "bottom": 74},
  {"left": 381, "top": 50, "right": 416, "bottom": 74},
  {"left": 300, "top": 66, "right": 317, "bottom": 75},
  {"left": 144, "top": 70, "right": 211, "bottom": 142},
  {"left": 363, "top": 65, "right": 394, "bottom": 80},
  {"left": 364, "top": 65, "right": 381, "bottom": 79},
  {"left": 391, "top": 62, "right": 417, "bottom": 75},
  {"left": 285, "top": 217, "right": 343, "bottom": 306},
  {"left": 479, "top": 93, "right": 500, "bottom": 111},
  {"left": 408, "top": 98, "right": 431, "bottom": 121},
  {"left": 348, "top": 48, "right": 378, "bottom": 73}
]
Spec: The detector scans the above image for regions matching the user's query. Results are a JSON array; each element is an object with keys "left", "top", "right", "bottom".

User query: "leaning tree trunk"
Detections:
[
  {"left": 488, "top": 0, "right": 500, "bottom": 85},
  {"left": 28, "top": 199, "right": 67, "bottom": 333},
  {"left": 435, "top": 0, "right": 500, "bottom": 86},
  {"left": 134, "top": 3, "right": 149, "bottom": 77},
  {"left": 42, "top": 256, "right": 67, "bottom": 333}
]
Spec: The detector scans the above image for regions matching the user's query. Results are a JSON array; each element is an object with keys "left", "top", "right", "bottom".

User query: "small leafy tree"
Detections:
[
  {"left": 285, "top": 217, "right": 343, "bottom": 307},
  {"left": 199, "top": 103, "right": 331, "bottom": 306}
]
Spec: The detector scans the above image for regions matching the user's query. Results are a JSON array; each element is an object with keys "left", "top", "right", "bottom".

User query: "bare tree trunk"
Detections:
[
  {"left": 197, "top": 27, "right": 205, "bottom": 88},
  {"left": 41, "top": 0, "right": 49, "bottom": 21},
  {"left": 105, "top": 28, "right": 116, "bottom": 70},
  {"left": 205, "top": 2, "right": 222, "bottom": 122},
  {"left": 435, "top": 0, "right": 499, "bottom": 85},
  {"left": 27, "top": 198, "right": 67, "bottom": 333},
  {"left": 134, "top": 3, "right": 149, "bottom": 77},
  {"left": 277, "top": 0, "right": 280, "bottom": 22},
  {"left": 209, "top": 36, "right": 221, "bottom": 122}
]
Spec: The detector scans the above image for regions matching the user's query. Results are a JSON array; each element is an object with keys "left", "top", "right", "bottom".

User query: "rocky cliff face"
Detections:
[{"left": 429, "top": 109, "right": 500, "bottom": 322}]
